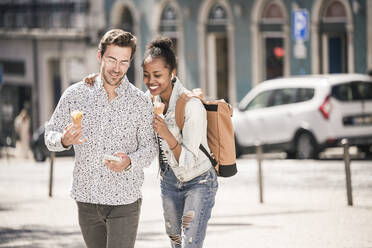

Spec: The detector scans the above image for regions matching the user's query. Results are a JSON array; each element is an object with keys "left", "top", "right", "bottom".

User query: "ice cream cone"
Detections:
[
  {"left": 71, "top": 110, "right": 83, "bottom": 127},
  {"left": 154, "top": 102, "right": 165, "bottom": 115}
]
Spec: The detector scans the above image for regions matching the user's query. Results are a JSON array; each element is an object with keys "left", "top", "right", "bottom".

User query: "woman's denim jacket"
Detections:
[{"left": 151, "top": 79, "right": 213, "bottom": 182}]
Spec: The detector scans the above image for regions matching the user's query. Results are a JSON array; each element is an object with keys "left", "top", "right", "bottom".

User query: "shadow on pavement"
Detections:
[
  {"left": 0, "top": 226, "right": 83, "bottom": 248},
  {"left": 0, "top": 206, "right": 13, "bottom": 212},
  {"left": 319, "top": 156, "right": 372, "bottom": 161},
  {"left": 213, "top": 209, "right": 322, "bottom": 220}
]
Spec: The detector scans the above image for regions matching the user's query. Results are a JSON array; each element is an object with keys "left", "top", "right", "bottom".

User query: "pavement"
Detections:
[{"left": 1, "top": 155, "right": 372, "bottom": 248}]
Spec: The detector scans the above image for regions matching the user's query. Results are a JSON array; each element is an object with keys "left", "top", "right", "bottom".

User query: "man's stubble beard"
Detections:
[
  {"left": 103, "top": 72, "right": 125, "bottom": 87},
  {"left": 102, "top": 65, "right": 126, "bottom": 87}
]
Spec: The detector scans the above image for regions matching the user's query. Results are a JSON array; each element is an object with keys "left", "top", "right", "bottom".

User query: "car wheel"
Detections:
[
  {"left": 33, "top": 147, "right": 47, "bottom": 162},
  {"left": 296, "top": 132, "right": 318, "bottom": 159}
]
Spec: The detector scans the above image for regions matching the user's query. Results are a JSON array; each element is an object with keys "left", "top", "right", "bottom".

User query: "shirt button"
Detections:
[{"left": 165, "top": 151, "right": 169, "bottom": 155}]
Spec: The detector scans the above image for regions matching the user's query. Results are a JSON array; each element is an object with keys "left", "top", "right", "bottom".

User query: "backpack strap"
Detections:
[
  {"left": 175, "top": 90, "right": 195, "bottom": 130},
  {"left": 199, "top": 144, "right": 217, "bottom": 167}
]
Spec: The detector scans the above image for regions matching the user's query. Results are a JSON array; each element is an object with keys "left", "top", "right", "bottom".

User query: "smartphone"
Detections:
[{"left": 103, "top": 154, "right": 122, "bottom": 162}]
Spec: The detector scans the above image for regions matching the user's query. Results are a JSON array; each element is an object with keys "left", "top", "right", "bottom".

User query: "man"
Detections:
[{"left": 45, "top": 29, "right": 157, "bottom": 248}]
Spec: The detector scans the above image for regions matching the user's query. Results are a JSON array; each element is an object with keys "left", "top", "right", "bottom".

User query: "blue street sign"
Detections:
[{"left": 292, "top": 10, "right": 309, "bottom": 41}]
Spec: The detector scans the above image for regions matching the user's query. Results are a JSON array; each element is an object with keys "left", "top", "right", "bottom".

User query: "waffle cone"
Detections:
[
  {"left": 71, "top": 110, "right": 83, "bottom": 126},
  {"left": 154, "top": 102, "right": 165, "bottom": 115}
]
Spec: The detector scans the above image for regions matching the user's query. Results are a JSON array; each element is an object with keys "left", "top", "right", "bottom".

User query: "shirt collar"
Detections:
[{"left": 95, "top": 74, "right": 130, "bottom": 96}]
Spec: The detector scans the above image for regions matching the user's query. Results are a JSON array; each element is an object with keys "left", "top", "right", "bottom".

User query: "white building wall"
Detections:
[
  {"left": 0, "top": 39, "right": 34, "bottom": 86},
  {"left": 37, "top": 39, "right": 99, "bottom": 124}
]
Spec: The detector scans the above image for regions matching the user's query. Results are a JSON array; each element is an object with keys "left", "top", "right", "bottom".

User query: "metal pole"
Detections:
[
  {"left": 256, "top": 143, "right": 264, "bottom": 204},
  {"left": 32, "top": 38, "right": 40, "bottom": 133},
  {"left": 48, "top": 152, "right": 55, "bottom": 197},
  {"left": 341, "top": 139, "right": 353, "bottom": 206}
]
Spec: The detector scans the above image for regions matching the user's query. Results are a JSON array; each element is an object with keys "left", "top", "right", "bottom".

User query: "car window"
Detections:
[
  {"left": 269, "top": 88, "right": 296, "bottom": 107},
  {"left": 295, "top": 88, "right": 315, "bottom": 102},
  {"left": 331, "top": 84, "right": 353, "bottom": 101},
  {"left": 331, "top": 81, "right": 372, "bottom": 101},
  {"left": 355, "top": 81, "right": 372, "bottom": 100},
  {"left": 245, "top": 90, "right": 273, "bottom": 111}
]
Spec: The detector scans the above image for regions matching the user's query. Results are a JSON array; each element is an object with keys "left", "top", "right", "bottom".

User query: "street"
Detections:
[{"left": 1, "top": 155, "right": 372, "bottom": 248}]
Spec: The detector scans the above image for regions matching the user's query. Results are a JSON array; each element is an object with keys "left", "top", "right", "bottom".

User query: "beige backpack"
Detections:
[{"left": 175, "top": 89, "right": 237, "bottom": 177}]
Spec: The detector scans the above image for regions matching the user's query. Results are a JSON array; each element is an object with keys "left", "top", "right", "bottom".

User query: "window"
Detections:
[
  {"left": 323, "top": 0, "right": 347, "bottom": 22},
  {"left": 0, "top": 0, "right": 88, "bottom": 29},
  {"left": 159, "top": 5, "right": 177, "bottom": 33},
  {"left": 208, "top": 3, "right": 227, "bottom": 25},
  {"left": 296, "top": 88, "right": 315, "bottom": 102},
  {"left": 355, "top": 82, "right": 372, "bottom": 100},
  {"left": 245, "top": 90, "right": 273, "bottom": 111},
  {"left": 120, "top": 7, "right": 133, "bottom": 32},
  {"left": 0, "top": 60, "right": 25, "bottom": 76},
  {"left": 158, "top": 4, "right": 179, "bottom": 72},
  {"left": 262, "top": 2, "right": 285, "bottom": 23},
  {"left": 331, "top": 81, "right": 372, "bottom": 101},
  {"left": 207, "top": 3, "right": 227, "bottom": 32},
  {"left": 270, "top": 88, "right": 296, "bottom": 107}
]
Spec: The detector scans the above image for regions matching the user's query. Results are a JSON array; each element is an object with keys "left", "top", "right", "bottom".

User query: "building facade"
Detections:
[
  {"left": 103, "top": 0, "right": 370, "bottom": 103},
  {"left": 0, "top": 0, "right": 370, "bottom": 147},
  {"left": 0, "top": 0, "right": 105, "bottom": 146}
]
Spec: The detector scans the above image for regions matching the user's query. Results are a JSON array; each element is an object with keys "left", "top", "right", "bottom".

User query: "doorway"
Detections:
[{"left": 328, "top": 34, "right": 347, "bottom": 73}]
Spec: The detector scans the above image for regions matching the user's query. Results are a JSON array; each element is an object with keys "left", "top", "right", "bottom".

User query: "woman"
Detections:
[
  {"left": 143, "top": 37, "right": 218, "bottom": 248},
  {"left": 85, "top": 37, "right": 218, "bottom": 248}
]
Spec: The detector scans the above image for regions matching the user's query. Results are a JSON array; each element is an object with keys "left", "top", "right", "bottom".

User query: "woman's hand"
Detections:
[
  {"left": 83, "top": 73, "right": 99, "bottom": 87},
  {"left": 152, "top": 114, "right": 171, "bottom": 139}
]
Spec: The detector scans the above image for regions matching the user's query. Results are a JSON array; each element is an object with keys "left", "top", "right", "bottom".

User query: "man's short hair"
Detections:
[{"left": 98, "top": 29, "right": 136, "bottom": 60}]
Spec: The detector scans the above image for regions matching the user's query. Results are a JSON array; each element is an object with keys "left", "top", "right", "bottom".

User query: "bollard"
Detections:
[
  {"left": 48, "top": 152, "right": 55, "bottom": 197},
  {"left": 341, "top": 139, "right": 353, "bottom": 206},
  {"left": 256, "top": 143, "right": 264, "bottom": 204}
]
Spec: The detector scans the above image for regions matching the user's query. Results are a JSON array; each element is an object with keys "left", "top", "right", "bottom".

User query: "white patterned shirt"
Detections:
[{"left": 45, "top": 76, "right": 157, "bottom": 205}]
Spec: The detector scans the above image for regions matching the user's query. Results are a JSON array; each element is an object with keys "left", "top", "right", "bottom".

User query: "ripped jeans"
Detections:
[{"left": 160, "top": 166, "right": 218, "bottom": 248}]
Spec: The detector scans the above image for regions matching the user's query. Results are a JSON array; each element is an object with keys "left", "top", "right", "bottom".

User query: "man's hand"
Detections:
[
  {"left": 83, "top": 73, "right": 99, "bottom": 87},
  {"left": 61, "top": 123, "right": 87, "bottom": 147},
  {"left": 104, "top": 152, "right": 131, "bottom": 173}
]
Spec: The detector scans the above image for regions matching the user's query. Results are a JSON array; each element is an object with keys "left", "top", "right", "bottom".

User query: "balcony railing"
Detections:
[{"left": 0, "top": 1, "right": 89, "bottom": 30}]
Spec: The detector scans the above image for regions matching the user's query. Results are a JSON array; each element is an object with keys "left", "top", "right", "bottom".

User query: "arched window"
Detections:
[
  {"left": 323, "top": 0, "right": 347, "bottom": 22},
  {"left": 120, "top": 7, "right": 134, "bottom": 33},
  {"left": 208, "top": 4, "right": 228, "bottom": 25},
  {"left": 159, "top": 4, "right": 179, "bottom": 69},
  {"left": 259, "top": 1, "right": 287, "bottom": 80},
  {"left": 319, "top": 0, "right": 349, "bottom": 73},
  {"left": 262, "top": 2, "right": 284, "bottom": 22},
  {"left": 119, "top": 7, "right": 135, "bottom": 83},
  {"left": 206, "top": 3, "right": 229, "bottom": 102},
  {"left": 159, "top": 5, "right": 177, "bottom": 33}
]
